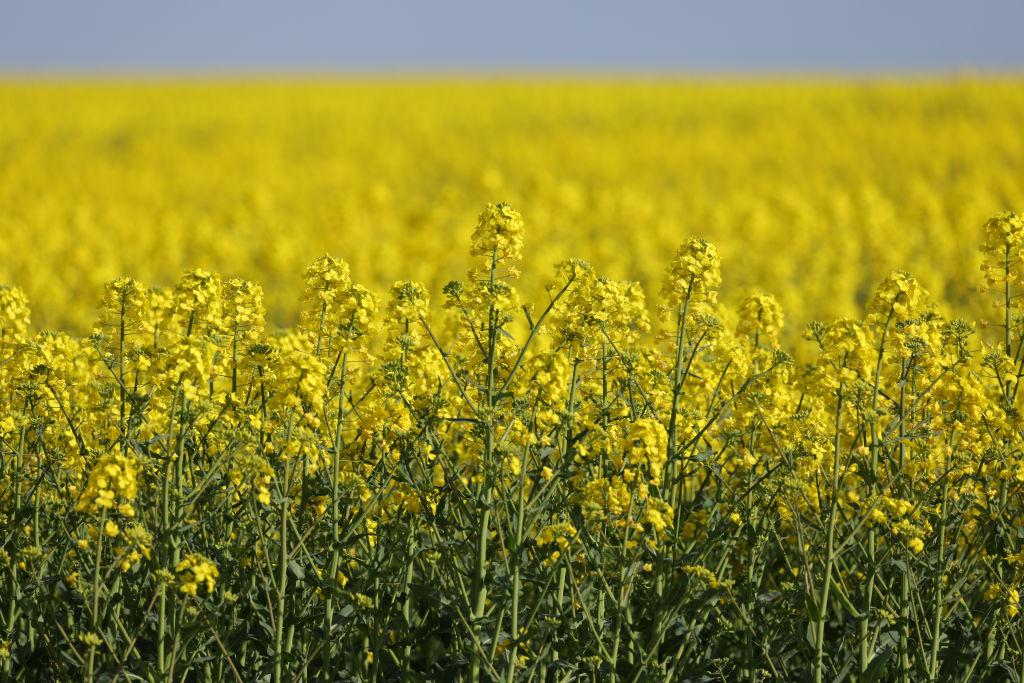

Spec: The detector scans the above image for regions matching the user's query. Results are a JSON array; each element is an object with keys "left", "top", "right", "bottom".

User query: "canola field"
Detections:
[
  {"left": 1, "top": 80, "right": 1024, "bottom": 681},
  {"left": 2, "top": 80, "right": 1024, "bottom": 334}
]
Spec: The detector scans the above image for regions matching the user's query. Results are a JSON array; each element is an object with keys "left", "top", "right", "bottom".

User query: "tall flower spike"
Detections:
[
  {"left": 869, "top": 271, "right": 927, "bottom": 322},
  {"left": 0, "top": 285, "right": 31, "bottom": 346},
  {"left": 222, "top": 278, "right": 266, "bottom": 348},
  {"left": 97, "top": 277, "right": 148, "bottom": 333},
  {"left": 661, "top": 238, "right": 722, "bottom": 309},
  {"left": 737, "top": 292, "right": 784, "bottom": 345},
  {"left": 470, "top": 202, "right": 524, "bottom": 277},
  {"left": 980, "top": 211, "right": 1024, "bottom": 291},
  {"left": 300, "top": 255, "right": 376, "bottom": 354},
  {"left": 76, "top": 451, "right": 141, "bottom": 517},
  {"left": 174, "top": 268, "right": 224, "bottom": 333},
  {"left": 302, "top": 255, "right": 352, "bottom": 307},
  {"left": 385, "top": 280, "right": 430, "bottom": 328}
]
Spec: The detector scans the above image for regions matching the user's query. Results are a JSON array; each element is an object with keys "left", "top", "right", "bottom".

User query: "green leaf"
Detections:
[{"left": 861, "top": 645, "right": 894, "bottom": 683}]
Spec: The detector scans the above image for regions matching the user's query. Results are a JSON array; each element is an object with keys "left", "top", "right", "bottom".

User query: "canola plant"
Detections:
[
  {"left": 3, "top": 202, "right": 1024, "bottom": 680},
  {"left": 0, "top": 80, "right": 1023, "bottom": 681}
]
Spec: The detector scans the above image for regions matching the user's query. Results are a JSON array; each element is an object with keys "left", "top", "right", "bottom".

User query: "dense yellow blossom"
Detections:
[
  {"left": 737, "top": 291, "right": 784, "bottom": 345},
  {"left": 175, "top": 554, "right": 220, "bottom": 596},
  {"left": 2, "top": 79, "right": 1024, "bottom": 680},
  {"left": 1, "top": 81, "right": 1022, "bottom": 341},
  {"left": 75, "top": 452, "right": 141, "bottom": 517},
  {"left": 470, "top": 202, "right": 525, "bottom": 273}
]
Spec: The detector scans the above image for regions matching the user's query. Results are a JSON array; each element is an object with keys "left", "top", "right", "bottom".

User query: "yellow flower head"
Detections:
[
  {"left": 980, "top": 211, "right": 1024, "bottom": 288},
  {"left": 737, "top": 292, "right": 784, "bottom": 344},
  {"left": 300, "top": 255, "right": 377, "bottom": 350},
  {"left": 230, "top": 447, "right": 274, "bottom": 506},
  {"left": 619, "top": 417, "right": 669, "bottom": 484},
  {"left": 661, "top": 238, "right": 721, "bottom": 309},
  {"left": 470, "top": 202, "right": 524, "bottom": 271},
  {"left": 174, "top": 268, "right": 224, "bottom": 330},
  {"left": 0, "top": 285, "right": 31, "bottom": 344},
  {"left": 176, "top": 553, "right": 219, "bottom": 596},
  {"left": 385, "top": 280, "right": 430, "bottom": 327},
  {"left": 97, "top": 277, "right": 147, "bottom": 333},
  {"left": 223, "top": 278, "right": 266, "bottom": 339},
  {"left": 869, "top": 271, "right": 927, "bottom": 322},
  {"left": 76, "top": 452, "right": 141, "bottom": 517}
]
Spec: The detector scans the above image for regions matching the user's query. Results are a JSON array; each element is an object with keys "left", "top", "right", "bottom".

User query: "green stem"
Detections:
[
  {"left": 324, "top": 353, "right": 347, "bottom": 679},
  {"left": 273, "top": 417, "right": 295, "bottom": 683},
  {"left": 928, "top": 480, "right": 949, "bottom": 681},
  {"left": 814, "top": 387, "right": 843, "bottom": 683},
  {"left": 86, "top": 508, "right": 107, "bottom": 683}
]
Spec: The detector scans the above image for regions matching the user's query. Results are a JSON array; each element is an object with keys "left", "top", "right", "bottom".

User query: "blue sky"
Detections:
[{"left": 2, "top": 1, "right": 1023, "bottom": 72}]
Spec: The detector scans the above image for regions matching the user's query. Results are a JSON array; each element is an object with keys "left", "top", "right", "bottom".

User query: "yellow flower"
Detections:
[
  {"left": 737, "top": 292, "right": 784, "bottom": 344},
  {"left": 230, "top": 447, "right": 274, "bottom": 506},
  {"left": 76, "top": 452, "right": 141, "bottom": 516},
  {"left": 681, "top": 564, "right": 720, "bottom": 589},
  {"left": 0, "top": 285, "right": 31, "bottom": 344},
  {"left": 661, "top": 238, "right": 721, "bottom": 309},
  {"left": 869, "top": 271, "right": 928, "bottom": 322},
  {"left": 176, "top": 554, "right": 220, "bottom": 596},
  {"left": 223, "top": 278, "right": 266, "bottom": 342},
  {"left": 980, "top": 211, "right": 1024, "bottom": 291},
  {"left": 79, "top": 632, "right": 103, "bottom": 648},
  {"left": 619, "top": 417, "right": 669, "bottom": 484},
  {"left": 174, "top": 269, "right": 224, "bottom": 332},
  {"left": 385, "top": 280, "right": 430, "bottom": 327},
  {"left": 470, "top": 202, "right": 524, "bottom": 270},
  {"left": 96, "top": 277, "right": 148, "bottom": 334}
]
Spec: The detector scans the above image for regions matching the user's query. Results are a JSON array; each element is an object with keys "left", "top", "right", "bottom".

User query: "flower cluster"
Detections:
[
  {"left": 469, "top": 202, "right": 524, "bottom": 273},
  {"left": 176, "top": 554, "right": 220, "bottom": 596},
  {"left": 75, "top": 452, "right": 141, "bottom": 517},
  {"left": 981, "top": 211, "right": 1024, "bottom": 290},
  {"left": 661, "top": 237, "right": 722, "bottom": 309}
]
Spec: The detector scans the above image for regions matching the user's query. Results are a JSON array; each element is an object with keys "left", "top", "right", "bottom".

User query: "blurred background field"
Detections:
[{"left": 2, "top": 78, "right": 1023, "bottom": 336}]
